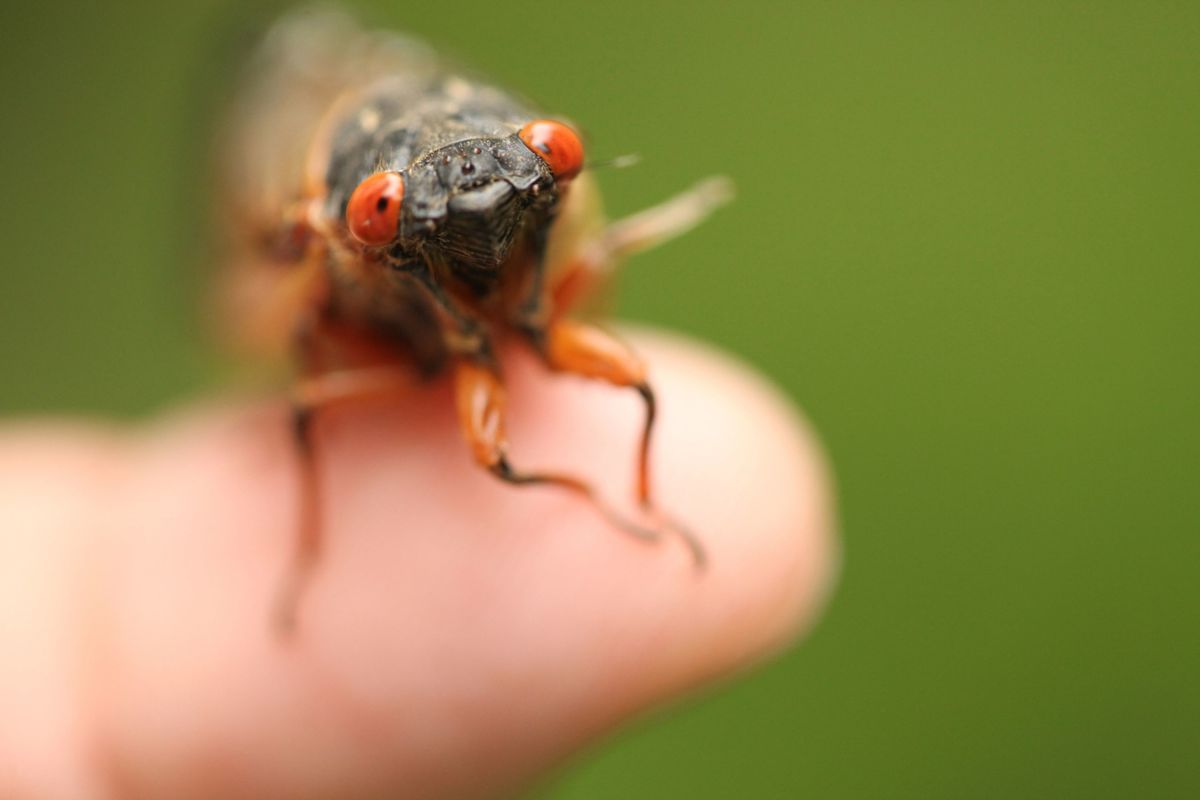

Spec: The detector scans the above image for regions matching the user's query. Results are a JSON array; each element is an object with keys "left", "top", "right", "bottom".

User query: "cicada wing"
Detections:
[
  {"left": 546, "top": 175, "right": 734, "bottom": 321},
  {"left": 216, "top": 7, "right": 439, "bottom": 239},
  {"left": 212, "top": 8, "right": 440, "bottom": 360},
  {"left": 542, "top": 172, "right": 617, "bottom": 319}
]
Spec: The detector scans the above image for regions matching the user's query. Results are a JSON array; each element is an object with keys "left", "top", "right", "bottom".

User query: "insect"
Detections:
[{"left": 216, "top": 10, "right": 731, "bottom": 633}]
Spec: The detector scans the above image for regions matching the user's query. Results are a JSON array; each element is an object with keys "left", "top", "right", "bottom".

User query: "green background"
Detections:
[{"left": 3, "top": 1, "right": 1197, "bottom": 797}]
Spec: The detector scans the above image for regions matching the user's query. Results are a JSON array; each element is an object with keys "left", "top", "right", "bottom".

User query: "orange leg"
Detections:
[
  {"left": 543, "top": 320, "right": 652, "bottom": 505},
  {"left": 406, "top": 266, "right": 663, "bottom": 545},
  {"left": 274, "top": 328, "right": 418, "bottom": 636},
  {"left": 541, "top": 319, "right": 706, "bottom": 565},
  {"left": 454, "top": 359, "right": 663, "bottom": 544}
]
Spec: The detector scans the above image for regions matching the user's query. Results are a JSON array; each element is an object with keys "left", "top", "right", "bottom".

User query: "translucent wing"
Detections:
[
  {"left": 216, "top": 7, "right": 439, "bottom": 239},
  {"left": 213, "top": 8, "right": 440, "bottom": 359}
]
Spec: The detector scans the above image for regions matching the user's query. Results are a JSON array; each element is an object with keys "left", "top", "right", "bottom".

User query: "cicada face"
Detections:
[
  {"left": 316, "top": 67, "right": 589, "bottom": 277},
  {"left": 395, "top": 133, "right": 555, "bottom": 271}
]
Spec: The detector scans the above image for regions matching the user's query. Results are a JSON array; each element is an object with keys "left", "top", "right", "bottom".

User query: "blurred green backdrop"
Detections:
[{"left": 3, "top": 1, "right": 1198, "bottom": 797}]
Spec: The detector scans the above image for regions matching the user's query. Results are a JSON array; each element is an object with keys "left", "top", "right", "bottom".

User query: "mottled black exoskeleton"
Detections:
[{"left": 216, "top": 9, "right": 731, "bottom": 633}]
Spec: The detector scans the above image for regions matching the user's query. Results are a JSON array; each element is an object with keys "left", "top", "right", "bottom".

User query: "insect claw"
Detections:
[
  {"left": 490, "top": 456, "right": 663, "bottom": 544},
  {"left": 643, "top": 506, "right": 705, "bottom": 568}
]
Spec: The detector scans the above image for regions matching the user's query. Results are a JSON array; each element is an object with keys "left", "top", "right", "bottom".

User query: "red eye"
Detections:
[
  {"left": 519, "top": 119, "right": 584, "bottom": 181},
  {"left": 346, "top": 172, "right": 404, "bottom": 246}
]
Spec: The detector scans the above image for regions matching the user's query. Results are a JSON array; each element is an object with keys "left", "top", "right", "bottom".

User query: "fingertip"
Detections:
[{"left": 68, "top": 328, "right": 837, "bottom": 798}]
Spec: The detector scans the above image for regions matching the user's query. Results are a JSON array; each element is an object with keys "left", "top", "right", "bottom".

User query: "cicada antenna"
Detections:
[{"left": 586, "top": 153, "right": 641, "bottom": 171}]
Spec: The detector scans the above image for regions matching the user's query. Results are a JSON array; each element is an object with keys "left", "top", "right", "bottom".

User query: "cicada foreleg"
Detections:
[
  {"left": 532, "top": 318, "right": 706, "bottom": 566},
  {"left": 399, "top": 263, "right": 665, "bottom": 548},
  {"left": 274, "top": 314, "right": 418, "bottom": 637},
  {"left": 452, "top": 359, "right": 663, "bottom": 545}
]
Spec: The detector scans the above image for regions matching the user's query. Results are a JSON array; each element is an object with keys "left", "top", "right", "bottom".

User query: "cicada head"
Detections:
[{"left": 344, "top": 120, "right": 586, "bottom": 273}]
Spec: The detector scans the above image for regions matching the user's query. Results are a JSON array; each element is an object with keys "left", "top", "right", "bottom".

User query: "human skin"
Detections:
[{"left": 0, "top": 329, "right": 837, "bottom": 800}]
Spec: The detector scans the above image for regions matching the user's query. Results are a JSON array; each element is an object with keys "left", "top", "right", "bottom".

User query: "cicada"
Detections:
[{"left": 216, "top": 10, "right": 730, "bottom": 631}]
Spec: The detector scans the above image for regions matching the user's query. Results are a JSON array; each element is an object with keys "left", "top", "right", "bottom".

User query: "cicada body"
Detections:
[{"left": 216, "top": 10, "right": 730, "bottom": 631}]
